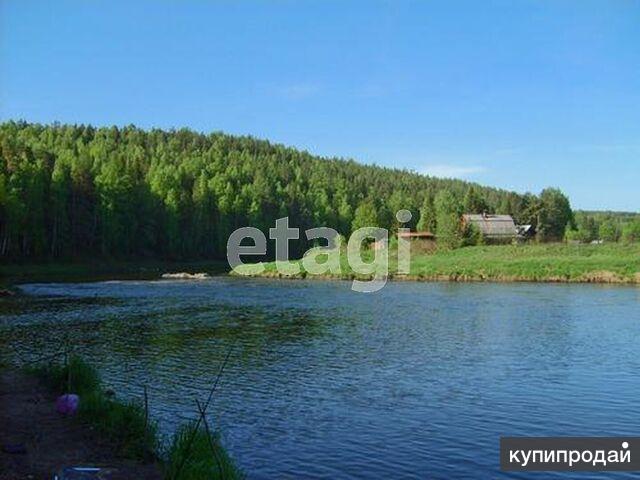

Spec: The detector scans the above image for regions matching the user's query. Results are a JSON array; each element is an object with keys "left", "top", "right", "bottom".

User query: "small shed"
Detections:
[
  {"left": 398, "top": 231, "right": 437, "bottom": 252},
  {"left": 462, "top": 214, "right": 517, "bottom": 242},
  {"left": 373, "top": 231, "right": 437, "bottom": 252},
  {"left": 398, "top": 231, "right": 436, "bottom": 241}
]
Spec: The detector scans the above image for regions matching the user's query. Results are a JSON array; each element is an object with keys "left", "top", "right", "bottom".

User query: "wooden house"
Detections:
[{"left": 462, "top": 213, "right": 517, "bottom": 243}]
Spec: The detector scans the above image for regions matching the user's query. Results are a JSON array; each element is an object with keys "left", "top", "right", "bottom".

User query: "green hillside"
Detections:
[{"left": 1, "top": 121, "right": 566, "bottom": 260}]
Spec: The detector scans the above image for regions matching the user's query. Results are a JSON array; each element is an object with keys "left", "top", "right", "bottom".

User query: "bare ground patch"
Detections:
[{"left": 0, "top": 370, "right": 161, "bottom": 480}]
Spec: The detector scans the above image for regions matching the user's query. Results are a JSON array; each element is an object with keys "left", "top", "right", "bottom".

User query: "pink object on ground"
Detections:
[{"left": 56, "top": 394, "right": 80, "bottom": 416}]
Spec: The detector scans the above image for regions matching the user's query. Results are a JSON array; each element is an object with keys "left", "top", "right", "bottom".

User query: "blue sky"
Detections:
[{"left": 1, "top": 1, "right": 638, "bottom": 211}]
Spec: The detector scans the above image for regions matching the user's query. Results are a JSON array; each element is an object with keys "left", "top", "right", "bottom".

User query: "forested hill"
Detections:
[{"left": 0, "top": 121, "right": 565, "bottom": 260}]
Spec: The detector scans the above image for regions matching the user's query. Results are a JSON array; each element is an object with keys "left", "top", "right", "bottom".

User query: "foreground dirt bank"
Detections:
[{"left": 0, "top": 370, "right": 161, "bottom": 480}]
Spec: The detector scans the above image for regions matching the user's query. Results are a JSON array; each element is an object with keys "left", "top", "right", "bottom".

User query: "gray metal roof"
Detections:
[{"left": 462, "top": 214, "right": 517, "bottom": 238}]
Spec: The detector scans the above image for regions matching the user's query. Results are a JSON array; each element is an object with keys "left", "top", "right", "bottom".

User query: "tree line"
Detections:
[
  {"left": 0, "top": 121, "right": 576, "bottom": 260},
  {"left": 565, "top": 211, "right": 640, "bottom": 244}
]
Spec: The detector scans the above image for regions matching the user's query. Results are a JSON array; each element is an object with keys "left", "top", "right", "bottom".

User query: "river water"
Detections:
[{"left": 2, "top": 278, "right": 639, "bottom": 479}]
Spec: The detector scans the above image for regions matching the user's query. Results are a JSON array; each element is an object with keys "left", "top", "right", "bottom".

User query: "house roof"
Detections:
[
  {"left": 398, "top": 231, "right": 435, "bottom": 239},
  {"left": 462, "top": 214, "right": 517, "bottom": 238},
  {"left": 516, "top": 224, "right": 534, "bottom": 234}
]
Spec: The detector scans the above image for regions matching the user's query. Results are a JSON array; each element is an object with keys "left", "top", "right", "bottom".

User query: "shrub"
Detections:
[
  {"left": 29, "top": 355, "right": 100, "bottom": 395},
  {"left": 164, "top": 422, "right": 243, "bottom": 480},
  {"left": 622, "top": 220, "right": 640, "bottom": 244},
  {"left": 80, "top": 390, "right": 158, "bottom": 460}
]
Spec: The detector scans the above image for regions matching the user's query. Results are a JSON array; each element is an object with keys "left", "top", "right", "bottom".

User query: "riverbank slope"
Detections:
[
  {"left": 0, "top": 357, "right": 242, "bottom": 479},
  {"left": 0, "top": 369, "right": 162, "bottom": 479}
]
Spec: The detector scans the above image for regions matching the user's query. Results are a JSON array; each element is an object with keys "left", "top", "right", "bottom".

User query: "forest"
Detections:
[
  {"left": 0, "top": 121, "right": 599, "bottom": 261},
  {"left": 566, "top": 210, "right": 640, "bottom": 244}
]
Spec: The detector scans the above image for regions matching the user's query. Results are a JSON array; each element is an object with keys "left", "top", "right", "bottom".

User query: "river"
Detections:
[{"left": 2, "top": 278, "right": 639, "bottom": 479}]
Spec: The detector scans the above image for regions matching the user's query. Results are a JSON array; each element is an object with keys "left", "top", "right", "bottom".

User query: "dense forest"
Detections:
[{"left": 0, "top": 121, "right": 580, "bottom": 261}]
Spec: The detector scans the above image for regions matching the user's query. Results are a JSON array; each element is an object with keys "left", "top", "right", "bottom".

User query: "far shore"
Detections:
[
  {"left": 232, "top": 243, "right": 640, "bottom": 286},
  {"left": 0, "top": 259, "right": 228, "bottom": 288},
  {"left": 2, "top": 243, "right": 639, "bottom": 288}
]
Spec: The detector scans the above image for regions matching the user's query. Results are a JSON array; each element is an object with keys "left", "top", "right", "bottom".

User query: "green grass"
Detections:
[
  {"left": 81, "top": 390, "right": 159, "bottom": 460},
  {"left": 28, "top": 356, "right": 242, "bottom": 479},
  {"left": 164, "top": 422, "right": 245, "bottom": 480},
  {"left": 29, "top": 355, "right": 100, "bottom": 395},
  {"left": 407, "top": 243, "right": 640, "bottom": 282},
  {"left": 234, "top": 242, "right": 640, "bottom": 284}
]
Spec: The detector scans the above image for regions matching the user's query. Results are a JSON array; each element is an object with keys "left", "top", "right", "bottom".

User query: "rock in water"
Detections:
[
  {"left": 56, "top": 394, "right": 80, "bottom": 416},
  {"left": 55, "top": 467, "right": 118, "bottom": 479}
]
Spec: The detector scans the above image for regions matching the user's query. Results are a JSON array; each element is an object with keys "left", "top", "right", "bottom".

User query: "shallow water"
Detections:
[{"left": 2, "top": 278, "right": 640, "bottom": 479}]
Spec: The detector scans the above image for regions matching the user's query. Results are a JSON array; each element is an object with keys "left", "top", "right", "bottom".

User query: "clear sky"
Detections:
[{"left": 1, "top": 1, "right": 638, "bottom": 211}]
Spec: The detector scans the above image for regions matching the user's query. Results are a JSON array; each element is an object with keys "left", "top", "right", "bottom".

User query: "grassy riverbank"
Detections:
[
  {"left": 3, "top": 243, "right": 638, "bottom": 287},
  {"left": 27, "top": 356, "right": 242, "bottom": 479},
  {"left": 234, "top": 243, "right": 640, "bottom": 284}
]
